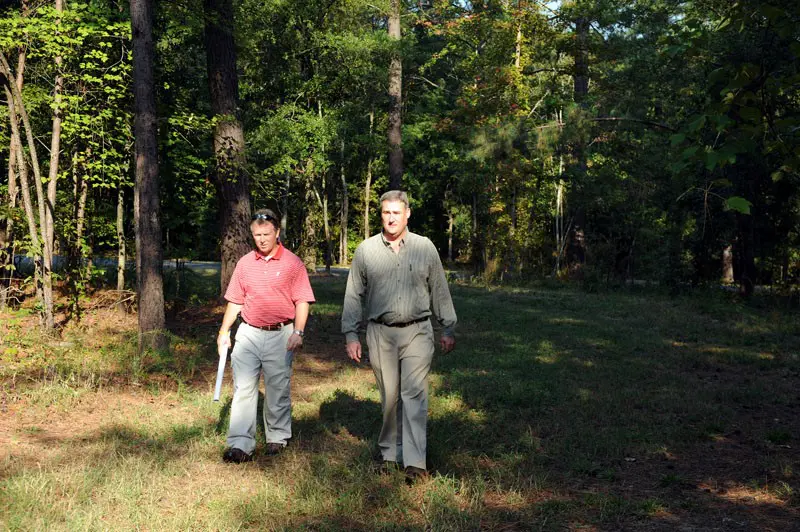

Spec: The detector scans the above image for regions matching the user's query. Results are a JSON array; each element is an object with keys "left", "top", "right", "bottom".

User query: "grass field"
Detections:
[{"left": 1, "top": 276, "right": 799, "bottom": 530}]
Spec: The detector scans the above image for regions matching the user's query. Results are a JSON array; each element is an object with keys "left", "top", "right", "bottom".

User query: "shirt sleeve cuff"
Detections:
[
  {"left": 442, "top": 327, "right": 455, "bottom": 337},
  {"left": 345, "top": 332, "right": 360, "bottom": 343}
]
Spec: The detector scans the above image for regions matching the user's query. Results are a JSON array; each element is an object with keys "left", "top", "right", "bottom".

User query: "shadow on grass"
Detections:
[
  {"left": 318, "top": 389, "right": 382, "bottom": 440},
  {"left": 282, "top": 278, "right": 799, "bottom": 528},
  {"left": 422, "top": 284, "right": 800, "bottom": 529}
]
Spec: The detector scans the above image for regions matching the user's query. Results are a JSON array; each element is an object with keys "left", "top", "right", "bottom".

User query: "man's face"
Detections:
[
  {"left": 251, "top": 222, "right": 280, "bottom": 256},
  {"left": 381, "top": 200, "right": 410, "bottom": 240}
]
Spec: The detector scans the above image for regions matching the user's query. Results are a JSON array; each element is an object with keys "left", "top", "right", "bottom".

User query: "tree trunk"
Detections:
[
  {"left": 1, "top": 117, "right": 17, "bottom": 310},
  {"left": 281, "top": 173, "right": 290, "bottom": 236},
  {"left": 504, "top": 186, "right": 518, "bottom": 278},
  {"left": 736, "top": 215, "right": 756, "bottom": 298},
  {"left": 45, "top": 0, "right": 65, "bottom": 287},
  {"left": 566, "top": 15, "right": 590, "bottom": 280},
  {"left": 554, "top": 159, "right": 565, "bottom": 275},
  {"left": 68, "top": 152, "right": 89, "bottom": 321},
  {"left": 0, "top": 147, "right": 16, "bottom": 309},
  {"left": 722, "top": 244, "right": 734, "bottom": 284},
  {"left": 5, "top": 86, "right": 42, "bottom": 309},
  {"left": 316, "top": 101, "right": 332, "bottom": 273},
  {"left": 131, "top": 0, "right": 167, "bottom": 351},
  {"left": 75, "top": 167, "right": 89, "bottom": 270},
  {"left": 447, "top": 210, "right": 454, "bottom": 263},
  {"left": 301, "top": 181, "right": 317, "bottom": 272},
  {"left": 204, "top": 0, "right": 252, "bottom": 297},
  {"left": 364, "top": 109, "right": 374, "bottom": 239},
  {"left": 339, "top": 140, "right": 349, "bottom": 265},
  {"left": 1, "top": 44, "right": 25, "bottom": 310},
  {"left": 387, "top": 0, "right": 403, "bottom": 190},
  {"left": 363, "top": 160, "right": 372, "bottom": 239},
  {"left": 1, "top": 51, "right": 54, "bottom": 329},
  {"left": 471, "top": 191, "right": 486, "bottom": 275},
  {"left": 116, "top": 178, "right": 127, "bottom": 304},
  {"left": 315, "top": 178, "right": 332, "bottom": 273},
  {"left": 573, "top": 17, "right": 589, "bottom": 102},
  {"left": 323, "top": 190, "right": 332, "bottom": 272}
]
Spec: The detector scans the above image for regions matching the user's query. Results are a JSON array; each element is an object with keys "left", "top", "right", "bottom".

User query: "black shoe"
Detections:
[
  {"left": 265, "top": 442, "right": 286, "bottom": 456},
  {"left": 223, "top": 447, "right": 253, "bottom": 464},
  {"left": 404, "top": 466, "right": 428, "bottom": 484}
]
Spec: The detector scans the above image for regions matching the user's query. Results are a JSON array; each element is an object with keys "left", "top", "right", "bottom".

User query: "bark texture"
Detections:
[
  {"left": 204, "top": 0, "right": 252, "bottom": 297},
  {"left": 339, "top": 141, "right": 349, "bottom": 265},
  {"left": 387, "top": 0, "right": 403, "bottom": 191},
  {"left": 131, "top": 0, "right": 166, "bottom": 351}
]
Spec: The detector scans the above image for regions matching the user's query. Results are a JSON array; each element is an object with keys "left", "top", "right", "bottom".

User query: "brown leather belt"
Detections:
[
  {"left": 370, "top": 316, "right": 429, "bottom": 328},
  {"left": 244, "top": 319, "right": 293, "bottom": 331}
]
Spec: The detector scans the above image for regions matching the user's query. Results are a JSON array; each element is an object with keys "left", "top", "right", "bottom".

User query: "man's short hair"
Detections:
[
  {"left": 251, "top": 208, "right": 280, "bottom": 231},
  {"left": 380, "top": 190, "right": 409, "bottom": 209}
]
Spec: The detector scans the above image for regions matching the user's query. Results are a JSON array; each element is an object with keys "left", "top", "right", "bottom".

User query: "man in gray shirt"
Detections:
[{"left": 342, "top": 190, "right": 457, "bottom": 481}]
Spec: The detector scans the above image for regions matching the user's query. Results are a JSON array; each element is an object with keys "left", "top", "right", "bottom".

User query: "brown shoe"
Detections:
[
  {"left": 404, "top": 466, "right": 428, "bottom": 484},
  {"left": 265, "top": 442, "right": 286, "bottom": 456}
]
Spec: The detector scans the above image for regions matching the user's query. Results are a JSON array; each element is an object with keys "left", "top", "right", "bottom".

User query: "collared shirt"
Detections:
[
  {"left": 225, "top": 244, "right": 315, "bottom": 326},
  {"left": 341, "top": 231, "right": 457, "bottom": 343}
]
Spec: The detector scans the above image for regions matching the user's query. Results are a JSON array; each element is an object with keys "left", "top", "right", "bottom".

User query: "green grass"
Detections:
[{"left": 1, "top": 277, "right": 799, "bottom": 530}]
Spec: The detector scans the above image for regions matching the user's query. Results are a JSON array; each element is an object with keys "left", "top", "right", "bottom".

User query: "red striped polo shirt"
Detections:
[{"left": 224, "top": 244, "right": 315, "bottom": 326}]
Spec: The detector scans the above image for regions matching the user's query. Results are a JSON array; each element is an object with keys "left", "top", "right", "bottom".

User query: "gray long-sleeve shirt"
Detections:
[{"left": 341, "top": 231, "right": 457, "bottom": 343}]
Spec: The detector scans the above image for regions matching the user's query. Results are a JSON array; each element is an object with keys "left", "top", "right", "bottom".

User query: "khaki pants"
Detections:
[
  {"left": 227, "top": 322, "right": 294, "bottom": 453},
  {"left": 367, "top": 320, "right": 435, "bottom": 470}
]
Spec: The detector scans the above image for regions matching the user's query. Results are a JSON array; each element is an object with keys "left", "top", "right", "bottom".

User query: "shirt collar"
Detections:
[
  {"left": 381, "top": 232, "right": 407, "bottom": 248},
  {"left": 254, "top": 242, "right": 285, "bottom": 261}
]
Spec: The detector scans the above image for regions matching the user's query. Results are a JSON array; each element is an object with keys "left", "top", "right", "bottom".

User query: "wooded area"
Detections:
[{"left": 1, "top": 0, "right": 798, "bottom": 340}]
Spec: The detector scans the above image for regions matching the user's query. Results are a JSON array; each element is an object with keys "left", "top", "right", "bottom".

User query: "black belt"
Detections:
[
  {"left": 243, "top": 319, "right": 293, "bottom": 331},
  {"left": 370, "top": 316, "right": 429, "bottom": 328}
]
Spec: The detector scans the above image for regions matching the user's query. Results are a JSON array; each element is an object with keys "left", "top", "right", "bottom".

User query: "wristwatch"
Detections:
[{"left": 293, "top": 330, "right": 304, "bottom": 337}]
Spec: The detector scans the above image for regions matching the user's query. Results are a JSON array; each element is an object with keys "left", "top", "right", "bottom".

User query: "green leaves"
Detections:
[{"left": 724, "top": 196, "right": 752, "bottom": 214}]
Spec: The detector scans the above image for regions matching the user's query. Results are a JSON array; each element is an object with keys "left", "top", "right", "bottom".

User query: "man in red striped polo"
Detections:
[{"left": 217, "top": 209, "right": 315, "bottom": 463}]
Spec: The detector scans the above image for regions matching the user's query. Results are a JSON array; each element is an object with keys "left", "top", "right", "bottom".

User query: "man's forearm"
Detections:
[
  {"left": 341, "top": 293, "right": 364, "bottom": 343},
  {"left": 430, "top": 254, "right": 457, "bottom": 336},
  {"left": 294, "top": 301, "right": 310, "bottom": 331},
  {"left": 341, "top": 254, "right": 365, "bottom": 343},
  {"left": 219, "top": 303, "right": 243, "bottom": 334}
]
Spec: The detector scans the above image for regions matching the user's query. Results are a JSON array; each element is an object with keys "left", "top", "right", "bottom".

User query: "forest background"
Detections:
[{"left": 0, "top": 0, "right": 799, "bottom": 333}]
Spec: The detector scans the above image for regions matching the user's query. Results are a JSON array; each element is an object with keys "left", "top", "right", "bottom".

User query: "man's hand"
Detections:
[
  {"left": 287, "top": 332, "right": 303, "bottom": 352},
  {"left": 440, "top": 335, "right": 455, "bottom": 354},
  {"left": 217, "top": 330, "right": 231, "bottom": 352},
  {"left": 346, "top": 341, "right": 362, "bottom": 363}
]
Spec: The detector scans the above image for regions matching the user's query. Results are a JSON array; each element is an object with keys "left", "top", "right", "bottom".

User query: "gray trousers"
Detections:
[
  {"left": 227, "top": 322, "right": 294, "bottom": 453},
  {"left": 367, "top": 320, "right": 435, "bottom": 470}
]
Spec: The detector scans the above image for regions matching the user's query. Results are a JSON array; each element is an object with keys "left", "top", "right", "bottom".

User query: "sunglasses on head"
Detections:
[{"left": 252, "top": 213, "right": 277, "bottom": 223}]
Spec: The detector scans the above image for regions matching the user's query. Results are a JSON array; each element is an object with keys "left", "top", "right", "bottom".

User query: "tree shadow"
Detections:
[
  {"left": 425, "top": 284, "right": 800, "bottom": 529},
  {"left": 318, "top": 389, "right": 382, "bottom": 441}
]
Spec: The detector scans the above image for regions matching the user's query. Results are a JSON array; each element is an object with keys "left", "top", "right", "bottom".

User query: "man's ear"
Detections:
[{"left": 406, "top": 208, "right": 411, "bottom": 221}]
